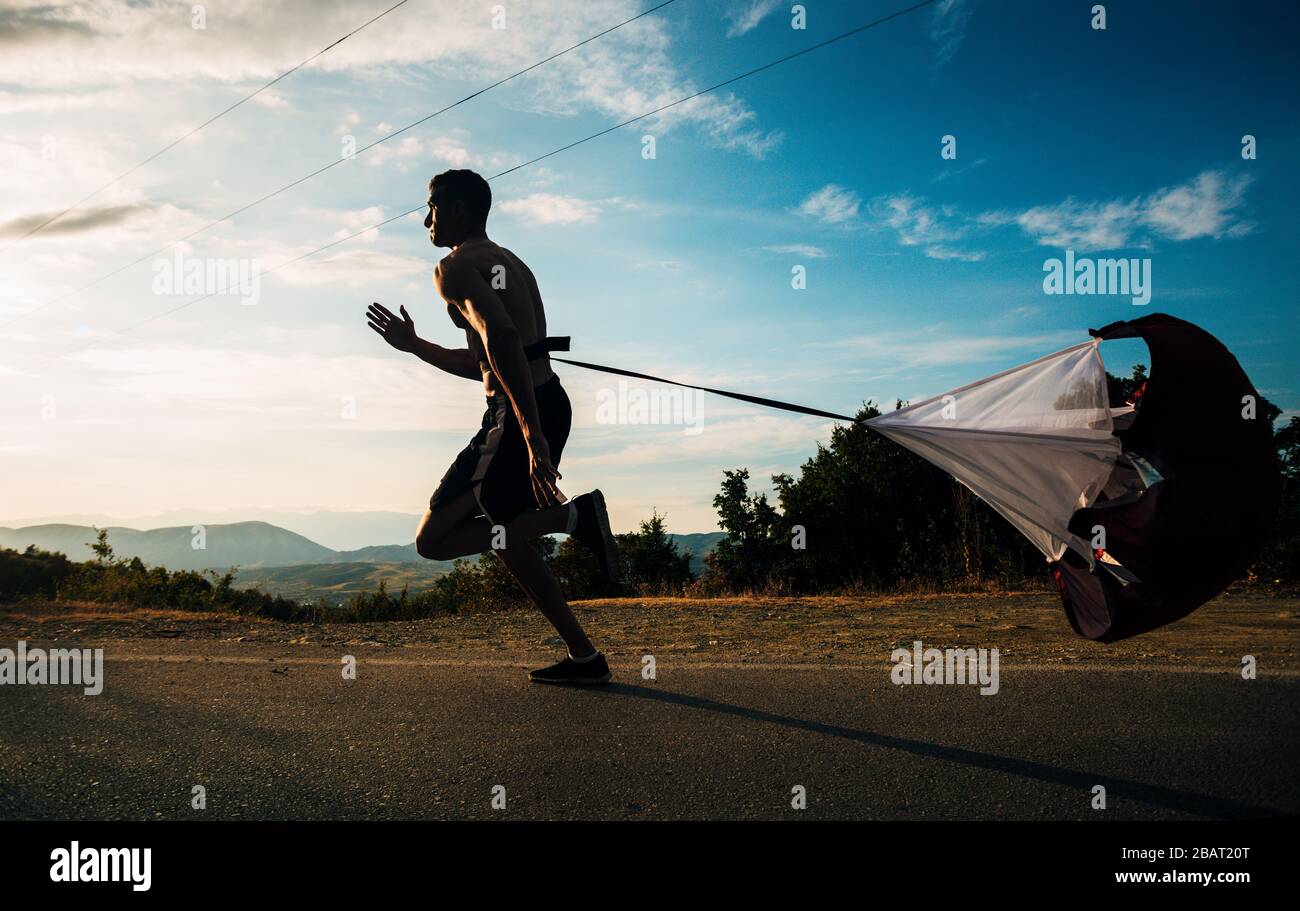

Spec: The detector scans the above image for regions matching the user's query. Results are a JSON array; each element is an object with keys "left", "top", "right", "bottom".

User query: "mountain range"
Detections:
[
  {"left": 0, "top": 510, "right": 423, "bottom": 551},
  {"left": 0, "top": 522, "right": 414, "bottom": 572},
  {"left": 0, "top": 521, "right": 724, "bottom": 600}
]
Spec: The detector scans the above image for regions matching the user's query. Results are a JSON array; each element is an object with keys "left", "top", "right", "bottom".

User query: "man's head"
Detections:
[{"left": 425, "top": 169, "right": 491, "bottom": 248}]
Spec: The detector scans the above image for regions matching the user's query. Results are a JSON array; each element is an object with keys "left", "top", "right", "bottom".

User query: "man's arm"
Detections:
[
  {"left": 366, "top": 302, "right": 480, "bottom": 381},
  {"left": 411, "top": 338, "right": 481, "bottom": 381},
  {"left": 437, "top": 261, "right": 566, "bottom": 506}
]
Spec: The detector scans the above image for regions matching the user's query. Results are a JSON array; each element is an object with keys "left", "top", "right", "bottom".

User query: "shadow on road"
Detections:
[{"left": 597, "top": 683, "right": 1279, "bottom": 819}]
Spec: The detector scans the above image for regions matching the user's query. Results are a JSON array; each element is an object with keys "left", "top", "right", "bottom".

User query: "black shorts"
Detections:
[{"left": 429, "top": 375, "right": 572, "bottom": 525}]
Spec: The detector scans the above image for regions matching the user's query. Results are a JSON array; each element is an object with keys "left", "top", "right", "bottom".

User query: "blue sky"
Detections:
[{"left": 1, "top": 0, "right": 1296, "bottom": 535}]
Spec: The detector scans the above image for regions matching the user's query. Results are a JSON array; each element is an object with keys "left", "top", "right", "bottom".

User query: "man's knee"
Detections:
[
  {"left": 415, "top": 530, "right": 445, "bottom": 561},
  {"left": 415, "top": 515, "right": 454, "bottom": 561}
]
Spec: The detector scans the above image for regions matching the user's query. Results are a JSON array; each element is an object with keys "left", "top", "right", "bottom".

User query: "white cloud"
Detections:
[
  {"left": 930, "top": 0, "right": 974, "bottom": 69},
  {"left": 873, "top": 194, "right": 982, "bottom": 261},
  {"left": 366, "top": 133, "right": 481, "bottom": 172},
  {"left": 924, "top": 245, "right": 984, "bottom": 262},
  {"left": 1142, "top": 170, "right": 1254, "bottom": 241},
  {"left": 0, "top": 2, "right": 429, "bottom": 88},
  {"left": 325, "top": 206, "right": 388, "bottom": 244},
  {"left": 725, "top": 0, "right": 783, "bottom": 38},
  {"left": 982, "top": 170, "right": 1253, "bottom": 250},
  {"left": 0, "top": 1, "right": 780, "bottom": 160},
  {"left": 862, "top": 169, "right": 1256, "bottom": 259},
  {"left": 250, "top": 90, "right": 288, "bottom": 109},
  {"left": 275, "top": 249, "right": 429, "bottom": 287},
  {"left": 534, "top": 33, "right": 783, "bottom": 159},
  {"left": 980, "top": 198, "right": 1140, "bottom": 249},
  {"left": 798, "top": 185, "right": 861, "bottom": 225},
  {"left": 763, "top": 244, "right": 828, "bottom": 259},
  {"left": 1003, "top": 305, "right": 1042, "bottom": 320},
  {"left": 0, "top": 89, "right": 125, "bottom": 114},
  {"left": 499, "top": 193, "right": 600, "bottom": 226}
]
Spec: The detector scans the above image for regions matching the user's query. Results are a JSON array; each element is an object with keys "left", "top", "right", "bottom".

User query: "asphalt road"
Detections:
[{"left": 1, "top": 648, "right": 1296, "bottom": 820}]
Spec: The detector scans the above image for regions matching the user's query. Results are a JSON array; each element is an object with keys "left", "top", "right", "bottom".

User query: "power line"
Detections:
[
  {"left": 42, "top": 0, "right": 938, "bottom": 364},
  {"left": 0, "top": 0, "right": 414, "bottom": 254},
  {"left": 493, "top": 0, "right": 938, "bottom": 179},
  {"left": 0, "top": 0, "right": 683, "bottom": 331}
]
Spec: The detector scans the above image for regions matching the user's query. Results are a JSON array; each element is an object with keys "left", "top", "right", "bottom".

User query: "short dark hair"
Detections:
[{"left": 429, "top": 169, "right": 491, "bottom": 223}]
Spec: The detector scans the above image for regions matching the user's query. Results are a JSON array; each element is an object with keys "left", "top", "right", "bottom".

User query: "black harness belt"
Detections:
[{"left": 478, "top": 335, "right": 572, "bottom": 372}]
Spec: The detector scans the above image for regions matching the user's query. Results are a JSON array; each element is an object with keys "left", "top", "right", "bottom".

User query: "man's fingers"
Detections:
[
  {"left": 541, "top": 471, "right": 566, "bottom": 505},
  {"left": 399, "top": 305, "right": 413, "bottom": 324},
  {"left": 532, "top": 478, "right": 551, "bottom": 507},
  {"left": 370, "top": 302, "right": 396, "bottom": 320},
  {"left": 533, "top": 473, "right": 562, "bottom": 507},
  {"left": 530, "top": 456, "right": 565, "bottom": 506},
  {"left": 367, "top": 305, "right": 391, "bottom": 325}
]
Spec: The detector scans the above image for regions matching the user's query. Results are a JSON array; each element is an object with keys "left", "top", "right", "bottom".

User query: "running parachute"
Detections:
[
  {"left": 555, "top": 313, "right": 1281, "bottom": 642},
  {"left": 868, "top": 314, "right": 1280, "bottom": 641}
]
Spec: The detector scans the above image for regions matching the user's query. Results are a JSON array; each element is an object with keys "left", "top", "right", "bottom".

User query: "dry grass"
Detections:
[{"left": 2, "top": 590, "right": 1297, "bottom": 670}]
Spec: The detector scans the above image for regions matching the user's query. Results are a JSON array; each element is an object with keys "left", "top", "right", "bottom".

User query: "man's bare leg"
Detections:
[
  {"left": 495, "top": 541, "right": 594, "bottom": 657},
  {"left": 416, "top": 501, "right": 571, "bottom": 561},
  {"left": 415, "top": 493, "right": 595, "bottom": 657}
]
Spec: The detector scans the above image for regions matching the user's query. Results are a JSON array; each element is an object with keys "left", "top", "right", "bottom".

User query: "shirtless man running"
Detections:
[{"left": 365, "top": 168, "right": 618, "bottom": 685}]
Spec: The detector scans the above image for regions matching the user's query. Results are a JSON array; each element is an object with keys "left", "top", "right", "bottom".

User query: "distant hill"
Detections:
[
  {"left": 328, "top": 543, "right": 422, "bottom": 564},
  {"left": 0, "top": 522, "right": 334, "bottom": 571},
  {"left": 0, "top": 522, "right": 726, "bottom": 599},
  {"left": 232, "top": 561, "right": 456, "bottom": 604},
  {"left": 667, "top": 532, "right": 726, "bottom": 573},
  {"left": 0, "top": 510, "right": 422, "bottom": 552}
]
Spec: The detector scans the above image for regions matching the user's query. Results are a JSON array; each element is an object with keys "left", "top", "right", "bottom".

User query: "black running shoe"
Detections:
[
  {"left": 529, "top": 652, "right": 612, "bottom": 685},
  {"left": 571, "top": 489, "right": 620, "bottom": 584}
]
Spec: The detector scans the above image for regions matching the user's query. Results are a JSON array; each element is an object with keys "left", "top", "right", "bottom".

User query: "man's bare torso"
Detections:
[{"left": 437, "top": 239, "right": 552, "bottom": 396}]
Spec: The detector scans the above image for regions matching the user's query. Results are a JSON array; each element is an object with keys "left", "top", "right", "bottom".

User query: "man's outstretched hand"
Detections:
[{"left": 367, "top": 302, "right": 417, "bottom": 353}]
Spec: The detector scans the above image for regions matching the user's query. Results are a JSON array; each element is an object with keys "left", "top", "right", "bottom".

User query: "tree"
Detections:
[
  {"left": 88, "top": 527, "right": 115, "bottom": 564},
  {"left": 707, "top": 401, "right": 1051, "bottom": 593},
  {"left": 619, "top": 511, "right": 693, "bottom": 593},
  {"left": 707, "top": 468, "right": 787, "bottom": 591},
  {"left": 1106, "top": 363, "right": 1148, "bottom": 405},
  {"left": 1253, "top": 415, "right": 1300, "bottom": 580}
]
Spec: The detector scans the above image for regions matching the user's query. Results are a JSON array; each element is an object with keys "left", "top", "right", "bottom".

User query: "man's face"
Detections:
[
  {"left": 424, "top": 188, "right": 463, "bottom": 248},
  {"left": 424, "top": 190, "right": 444, "bottom": 247}
]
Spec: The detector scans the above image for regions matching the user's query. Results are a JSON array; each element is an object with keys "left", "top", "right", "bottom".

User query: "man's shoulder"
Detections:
[{"left": 434, "top": 252, "right": 474, "bottom": 291}]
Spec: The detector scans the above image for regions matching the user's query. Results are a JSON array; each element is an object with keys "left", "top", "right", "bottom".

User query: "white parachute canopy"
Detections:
[{"left": 867, "top": 340, "right": 1122, "bottom": 564}]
